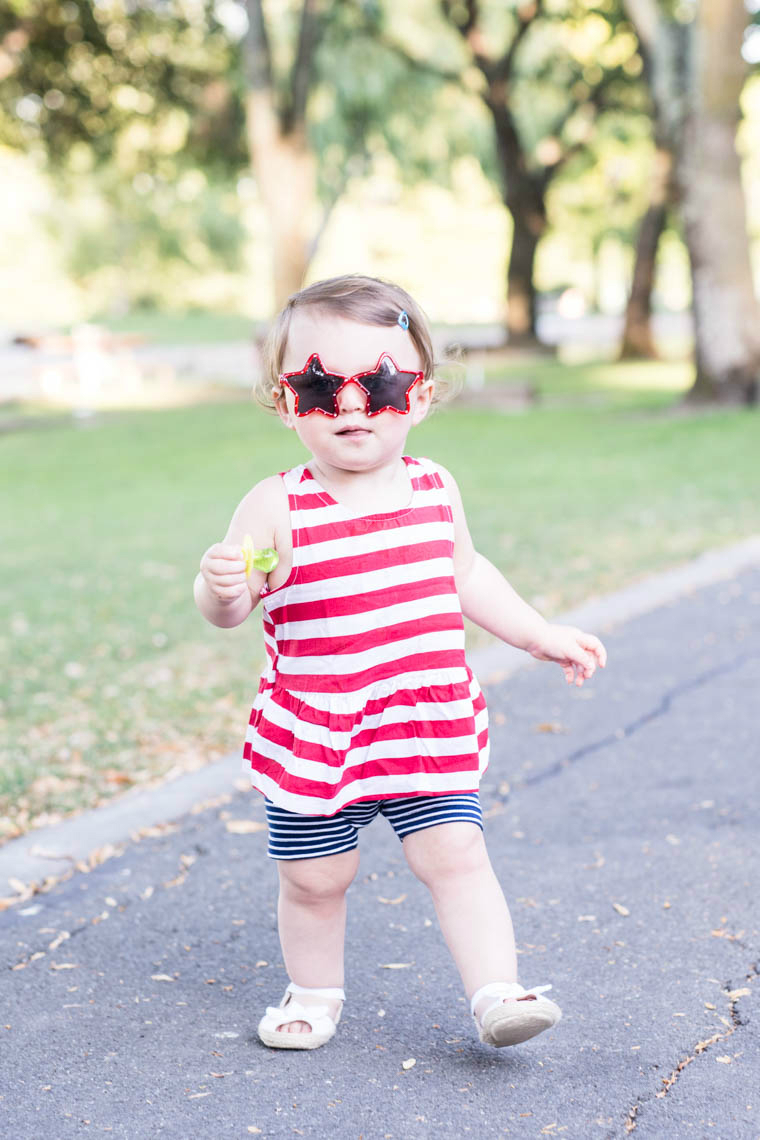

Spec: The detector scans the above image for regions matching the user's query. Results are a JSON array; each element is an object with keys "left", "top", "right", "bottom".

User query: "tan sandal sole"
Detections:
[
  {"left": 257, "top": 1024, "right": 337, "bottom": 1050},
  {"left": 478, "top": 997, "right": 562, "bottom": 1047}
]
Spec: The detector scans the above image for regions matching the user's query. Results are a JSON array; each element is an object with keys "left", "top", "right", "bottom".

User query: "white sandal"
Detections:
[
  {"left": 470, "top": 981, "right": 562, "bottom": 1047},
  {"left": 257, "top": 982, "right": 345, "bottom": 1050}
]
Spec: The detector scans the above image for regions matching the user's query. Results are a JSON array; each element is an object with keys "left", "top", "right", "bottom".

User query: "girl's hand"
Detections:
[
  {"left": 199, "top": 542, "right": 250, "bottom": 604},
  {"left": 526, "top": 624, "right": 607, "bottom": 686}
]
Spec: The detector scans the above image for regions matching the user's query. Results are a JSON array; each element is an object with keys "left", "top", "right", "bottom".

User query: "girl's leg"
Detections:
[
  {"left": 402, "top": 822, "right": 518, "bottom": 1023},
  {"left": 274, "top": 848, "right": 360, "bottom": 1033}
]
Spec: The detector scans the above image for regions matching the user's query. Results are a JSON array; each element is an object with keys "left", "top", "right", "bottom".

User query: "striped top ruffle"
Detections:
[{"left": 243, "top": 456, "right": 489, "bottom": 815}]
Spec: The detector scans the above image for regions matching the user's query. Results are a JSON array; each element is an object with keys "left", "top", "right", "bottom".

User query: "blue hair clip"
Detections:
[{"left": 397, "top": 309, "right": 409, "bottom": 331}]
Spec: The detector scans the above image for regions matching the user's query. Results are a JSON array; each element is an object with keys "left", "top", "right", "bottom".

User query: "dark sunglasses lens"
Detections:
[
  {"left": 363, "top": 358, "right": 419, "bottom": 414},
  {"left": 287, "top": 356, "right": 344, "bottom": 415}
]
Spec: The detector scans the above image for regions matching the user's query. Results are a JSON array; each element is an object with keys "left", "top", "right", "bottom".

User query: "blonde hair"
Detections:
[{"left": 255, "top": 274, "right": 439, "bottom": 411}]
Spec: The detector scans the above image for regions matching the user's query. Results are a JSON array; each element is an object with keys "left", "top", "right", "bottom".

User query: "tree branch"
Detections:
[
  {"left": 440, "top": 0, "right": 493, "bottom": 70},
  {"left": 539, "top": 70, "right": 625, "bottom": 184},
  {"left": 289, "top": 0, "right": 322, "bottom": 134},
  {"left": 540, "top": 137, "right": 589, "bottom": 187},
  {"left": 463, "top": 0, "right": 479, "bottom": 39},
  {"left": 243, "top": 0, "right": 273, "bottom": 93},
  {"left": 441, "top": 0, "right": 543, "bottom": 91},
  {"left": 493, "top": 0, "right": 544, "bottom": 85},
  {"left": 439, "top": 0, "right": 479, "bottom": 39},
  {"left": 373, "top": 30, "right": 467, "bottom": 86}
]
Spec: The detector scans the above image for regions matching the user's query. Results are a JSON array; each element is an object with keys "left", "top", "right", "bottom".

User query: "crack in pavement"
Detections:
[
  {"left": 618, "top": 961, "right": 758, "bottom": 1137},
  {"left": 518, "top": 652, "right": 757, "bottom": 791}
]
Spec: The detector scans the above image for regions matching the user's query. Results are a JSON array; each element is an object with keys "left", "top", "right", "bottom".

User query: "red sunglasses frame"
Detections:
[{"left": 279, "top": 352, "right": 424, "bottom": 418}]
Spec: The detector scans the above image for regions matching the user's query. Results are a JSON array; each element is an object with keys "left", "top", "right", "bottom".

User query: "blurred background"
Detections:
[{"left": 1, "top": 1, "right": 759, "bottom": 856}]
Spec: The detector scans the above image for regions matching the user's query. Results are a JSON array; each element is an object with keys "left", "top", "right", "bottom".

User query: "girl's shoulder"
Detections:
[
  {"left": 407, "top": 455, "right": 457, "bottom": 495},
  {"left": 227, "top": 473, "right": 290, "bottom": 538}
]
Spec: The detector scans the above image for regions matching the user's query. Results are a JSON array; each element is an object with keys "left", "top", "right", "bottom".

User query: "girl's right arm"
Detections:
[{"left": 194, "top": 474, "right": 291, "bottom": 629}]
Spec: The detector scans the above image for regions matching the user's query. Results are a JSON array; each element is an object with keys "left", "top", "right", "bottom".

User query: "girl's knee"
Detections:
[
  {"left": 403, "top": 823, "right": 488, "bottom": 887},
  {"left": 278, "top": 849, "right": 358, "bottom": 903}
]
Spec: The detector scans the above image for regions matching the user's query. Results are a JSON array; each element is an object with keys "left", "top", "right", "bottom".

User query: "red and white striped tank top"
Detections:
[{"left": 243, "top": 456, "right": 489, "bottom": 815}]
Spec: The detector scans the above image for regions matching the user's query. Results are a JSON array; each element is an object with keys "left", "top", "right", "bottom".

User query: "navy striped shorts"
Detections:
[{"left": 265, "top": 792, "right": 483, "bottom": 861}]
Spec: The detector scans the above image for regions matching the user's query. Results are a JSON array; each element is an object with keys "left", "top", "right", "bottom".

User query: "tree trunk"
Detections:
[
  {"left": 678, "top": 2, "right": 760, "bottom": 404},
  {"left": 491, "top": 97, "right": 547, "bottom": 347},
  {"left": 619, "top": 143, "right": 673, "bottom": 360},
  {"left": 243, "top": 0, "right": 321, "bottom": 311},
  {"left": 505, "top": 204, "right": 542, "bottom": 346},
  {"left": 244, "top": 91, "right": 317, "bottom": 309},
  {"left": 624, "top": 0, "right": 760, "bottom": 403}
]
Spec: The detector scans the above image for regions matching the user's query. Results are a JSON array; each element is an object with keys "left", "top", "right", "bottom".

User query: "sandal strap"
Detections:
[
  {"left": 287, "top": 982, "right": 345, "bottom": 1001},
  {"left": 470, "top": 981, "right": 552, "bottom": 1017}
]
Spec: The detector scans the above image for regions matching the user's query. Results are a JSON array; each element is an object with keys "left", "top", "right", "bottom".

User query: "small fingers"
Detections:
[
  {"left": 567, "top": 652, "right": 597, "bottom": 686},
  {"left": 201, "top": 543, "right": 247, "bottom": 572},
  {"left": 209, "top": 582, "right": 249, "bottom": 602},
  {"left": 202, "top": 559, "right": 246, "bottom": 580},
  {"left": 578, "top": 632, "right": 607, "bottom": 668}
]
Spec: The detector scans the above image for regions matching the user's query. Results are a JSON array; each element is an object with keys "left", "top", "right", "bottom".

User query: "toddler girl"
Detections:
[{"left": 194, "top": 275, "right": 606, "bottom": 1051}]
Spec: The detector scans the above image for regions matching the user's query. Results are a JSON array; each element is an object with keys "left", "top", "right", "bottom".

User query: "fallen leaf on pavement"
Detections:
[
  {"left": 378, "top": 895, "right": 407, "bottom": 905},
  {"left": 401, "top": 1058, "right": 416, "bottom": 1070},
  {"left": 612, "top": 903, "right": 630, "bottom": 917},
  {"left": 104, "top": 770, "right": 135, "bottom": 785},
  {"left": 226, "top": 820, "right": 266, "bottom": 834}
]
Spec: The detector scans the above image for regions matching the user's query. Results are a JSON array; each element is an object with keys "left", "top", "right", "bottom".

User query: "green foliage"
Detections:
[
  {"left": 0, "top": 0, "right": 245, "bottom": 171},
  {"left": 0, "top": 0, "right": 680, "bottom": 314},
  {"left": 1, "top": 0, "right": 248, "bottom": 307},
  {"left": 309, "top": 4, "right": 493, "bottom": 197}
]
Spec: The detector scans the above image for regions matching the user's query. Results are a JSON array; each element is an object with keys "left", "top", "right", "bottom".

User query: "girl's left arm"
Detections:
[{"left": 441, "top": 468, "right": 607, "bottom": 686}]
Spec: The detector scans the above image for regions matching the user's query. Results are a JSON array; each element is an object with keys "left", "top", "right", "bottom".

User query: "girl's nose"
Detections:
[{"left": 336, "top": 380, "right": 367, "bottom": 415}]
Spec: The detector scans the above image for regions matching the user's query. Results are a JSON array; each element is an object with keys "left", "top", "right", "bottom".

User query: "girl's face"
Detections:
[{"left": 276, "top": 311, "right": 434, "bottom": 474}]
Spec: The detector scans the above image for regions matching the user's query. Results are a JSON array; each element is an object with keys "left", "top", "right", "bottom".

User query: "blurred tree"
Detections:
[
  {"left": 624, "top": 0, "right": 760, "bottom": 403},
  {"left": 243, "top": 0, "right": 485, "bottom": 306},
  {"left": 0, "top": 0, "right": 482, "bottom": 313},
  {"left": 0, "top": 0, "right": 247, "bottom": 309},
  {"left": 431, "top": 0, "right": 647, "bottom": 346},
  {"left": 0, "top": 0, "right": 245, "bottom": 168},
  {"left": 617, "top": 134, "right": 674, "bottom": 359},
  {"left": 243, "top": 0, "right": 319, "bottom": 307}
]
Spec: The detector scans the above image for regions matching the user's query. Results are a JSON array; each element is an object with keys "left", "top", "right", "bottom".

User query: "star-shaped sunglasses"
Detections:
[{"left": 279, "top": 353, "right": 424, "bottom": 417}]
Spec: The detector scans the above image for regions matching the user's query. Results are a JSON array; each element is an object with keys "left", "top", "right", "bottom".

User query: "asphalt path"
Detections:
[{"left": 2, "top": 565, "right": 758, "bottom": 1140}]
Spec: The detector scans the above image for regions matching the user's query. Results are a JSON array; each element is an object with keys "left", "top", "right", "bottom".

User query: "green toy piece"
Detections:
[{"left": 242, "top": 535, "right": 279, "bottom": 576}]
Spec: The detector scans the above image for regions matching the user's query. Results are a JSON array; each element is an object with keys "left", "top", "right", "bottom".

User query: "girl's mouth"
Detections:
[{"left": 336, "top": 426, "right": 371, "bottom": 436}]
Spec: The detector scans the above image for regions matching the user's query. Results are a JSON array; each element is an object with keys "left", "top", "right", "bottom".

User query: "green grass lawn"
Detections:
[
  {"left": 95, "top": 309, "right": 258, "bottom": 344},
  {"left": 2, "top": 356, "right": 758, "bottom": 841}
]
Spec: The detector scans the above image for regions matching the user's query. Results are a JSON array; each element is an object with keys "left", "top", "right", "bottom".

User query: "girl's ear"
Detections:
[
  {"left": 411, "top": 379, "right": 434, "bottom": 425},
  {"left": 274, "top": 387, "right": 296, "bottom": 430}
]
